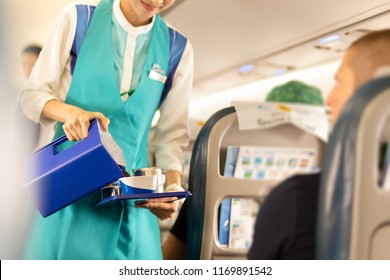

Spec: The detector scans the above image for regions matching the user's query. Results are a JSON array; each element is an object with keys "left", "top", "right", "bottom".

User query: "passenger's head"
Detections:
[
  {"left": 326, "top": 29, "right": 390, "bottom": 125},
  {"left": 21, "top": 44, "right": 42, "bottom": 79}
]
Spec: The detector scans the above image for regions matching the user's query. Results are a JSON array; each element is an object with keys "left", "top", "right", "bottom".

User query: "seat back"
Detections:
[
  {"left": 188, "top": 106, "right": 325, "bottom": 259},
  {"left": 316, "top": 76, "right": 390, "bottom": 259}
]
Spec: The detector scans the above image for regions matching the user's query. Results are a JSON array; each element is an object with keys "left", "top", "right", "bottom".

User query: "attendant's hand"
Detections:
[
  {"left": 62, "top": 110, "right": 110, "bottom": 141},
  {"left": 42, "top": 99, "right": 110, "bottom": 141},
  {"left": 135, "top": 184, "right": 184, "bottom": 220},
  {"left": 135, "top": 197, "right": 180, "bottom": 221}
]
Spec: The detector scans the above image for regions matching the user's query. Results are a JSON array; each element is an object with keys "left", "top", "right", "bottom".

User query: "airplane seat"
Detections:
[
  {"left": 316, "top": 75, "right": 390, "bottom": 260},
  {"left": 187, "top": 105, "right": 326, "bottom": 260}
]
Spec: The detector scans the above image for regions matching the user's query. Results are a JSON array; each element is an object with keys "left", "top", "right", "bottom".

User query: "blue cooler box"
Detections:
[{"left": 23, "top": 119, "right": 125, "bottom": 218}]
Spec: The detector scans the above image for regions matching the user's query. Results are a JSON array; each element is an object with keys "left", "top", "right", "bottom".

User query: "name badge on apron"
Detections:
[{"left": 148, "top": 63, "right": 167, "bottom": 83}]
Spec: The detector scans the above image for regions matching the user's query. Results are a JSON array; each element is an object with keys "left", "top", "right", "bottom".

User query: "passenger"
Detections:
[
  {"left": 21, "top": 44, "right": 42, "bottom": 80},
  {"left": 163, "top": 199, "right": 187, "bottom": 259},
  {"left": 163, "top": 81, "right": 324, "bottom": 260},
  {"left": 16, "top": 44, "right": 42, "bottom": 155},
  {"left": 19, "top": 0, "right": 194, "bottom": 260},
  {"left": 248, "top": 29, "right": 390, "bottom": 260}
]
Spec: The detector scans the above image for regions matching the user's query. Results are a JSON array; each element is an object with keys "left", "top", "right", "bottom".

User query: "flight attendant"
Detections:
[{"left": 19, "top": 0, "right": 194, "bottom": 259}]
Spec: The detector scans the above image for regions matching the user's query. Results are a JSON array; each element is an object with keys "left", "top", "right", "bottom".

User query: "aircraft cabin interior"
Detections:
[{"left": 1, "top": 0, "right": 390, "bottom": 262}]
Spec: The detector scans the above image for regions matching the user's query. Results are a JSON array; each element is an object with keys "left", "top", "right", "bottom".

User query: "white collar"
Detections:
[{"left": 113, "top": 0, "right": 155, "bottom": 37}]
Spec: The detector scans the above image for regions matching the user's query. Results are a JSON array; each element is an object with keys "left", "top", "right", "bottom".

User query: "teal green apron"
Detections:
[{"left": 23, "top": 0, "right": 169, "bottom": 259}]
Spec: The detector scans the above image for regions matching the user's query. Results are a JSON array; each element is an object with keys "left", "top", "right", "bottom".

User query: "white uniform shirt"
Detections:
[{"left": 19, "top": 0, "right": 194, "bottom": 172}]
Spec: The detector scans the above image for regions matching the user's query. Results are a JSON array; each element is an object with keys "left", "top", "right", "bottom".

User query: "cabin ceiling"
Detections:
[
  {"left": 162, "top": 0, "right": 390, "bottom": 97},
  {"left": 6, "top": 0, "right": 390, "bottom": 97}
]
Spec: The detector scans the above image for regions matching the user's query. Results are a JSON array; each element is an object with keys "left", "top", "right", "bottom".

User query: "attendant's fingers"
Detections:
[
  {"left": 64, "top": 130, "right": 76, "bottom": 141},
  {"left": 150, "top": 209, "right": 174, "bottom": 220},
  {"left": 135, "top": 201, "right": 179, "bottom": 220},
  {"left": 72, "top": 116, "right": 93, "bottom": 139},
  {"left": 146, "top": 197, "right": 178, "bottom": 204},
  {"left": 134, "top": 205, "right": 169, "bottom": 219},
  {"left": 144, "top": 200, "right": 179, "bottom": 210},
  {"left": 80, "top": 119, "right": 90, "bottom": 139},
  {"left": 92, "top": 112, "right": 110, "bottom": 131},
  {"left": 63, "top": 124, "right": 80, "bottom": 141},
  {"left": 71, "top": 123, "right": 86, "bottom": 140}
]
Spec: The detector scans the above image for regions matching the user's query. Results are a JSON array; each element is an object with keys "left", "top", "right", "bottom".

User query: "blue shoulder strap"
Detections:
[
  {"left": 70, "top": 5, "right": 96, "bottom": 75},
  {"left": 159, "top": 27, "right": 187, "bottom": 107},
  {"left": 70, "top": 5, "right": 187, "bottom": 107}
]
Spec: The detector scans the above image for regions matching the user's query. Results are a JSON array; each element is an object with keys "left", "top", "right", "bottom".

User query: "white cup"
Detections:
[
  {"left": 119, "top": 174, "right": 166, "bottom": 195},
  {"left": 132, "top": 167, "right": 165, "bottom": 192}
]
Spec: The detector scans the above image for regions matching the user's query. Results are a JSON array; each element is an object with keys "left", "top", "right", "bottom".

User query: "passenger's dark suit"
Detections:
[{"left": 248, "top": 173, "right": 321, "bottom": 260}]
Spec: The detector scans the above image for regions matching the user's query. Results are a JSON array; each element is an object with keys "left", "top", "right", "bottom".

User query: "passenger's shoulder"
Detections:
[
  {"left": 269, "top": 172, "right": 321, "bottom": 198},
  {"left": 288, "top": 172, "right": 321, "bottom": 187}
]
